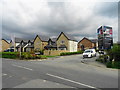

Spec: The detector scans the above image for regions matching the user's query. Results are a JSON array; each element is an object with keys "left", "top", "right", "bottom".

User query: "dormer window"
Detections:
[
  {"left": 21, "top": 42, "right": 24, "bottom": 45},
  {"left": 28, "top": 43, "right": 31, "bottom": 45},
  {"left": 49, "top": 41, "right": 51, "bottom": 45}
]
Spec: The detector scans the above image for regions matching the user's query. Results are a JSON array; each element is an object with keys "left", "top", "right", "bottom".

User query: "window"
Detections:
[
  {"left": 28, "top": 43, "right": 31, "bottom": 45},
  {"left": 61, "top": 40, "right": 65, "bottom": 44},
  {"left": 21, "top": 42, "right": 24, "bottom": 45}
]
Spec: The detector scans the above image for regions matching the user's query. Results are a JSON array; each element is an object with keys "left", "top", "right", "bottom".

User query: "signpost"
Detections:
[{"left": 97, "top": 26, "right": 113, "bottom": 50}]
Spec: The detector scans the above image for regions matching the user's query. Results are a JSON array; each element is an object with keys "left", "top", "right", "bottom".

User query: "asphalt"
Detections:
[{"left": 2, "top": 54, "right": 118, "bottom": 89}]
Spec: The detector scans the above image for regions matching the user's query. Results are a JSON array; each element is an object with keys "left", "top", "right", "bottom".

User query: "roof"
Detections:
[
  {"left": 15, "top": 38, "right": 27, "bottom": 43},
  {"left": 79, "top": 37, "right": 97, "bottom": 44},
  {"left": 58, "top": 45, "right": 67, "bottom": 48},
  {"left": 51, "top": 38, "right": 57, "bottom": 42},
  {"left": 16, "top": 41, "right": 27, "bottom": 48},
  {"left": 57, "top": 32, "right": 77, "bottom": 42},
  {"left": 45, "top": 44, "right": 57, "bottom": 48},
  {"left": 2, "top": 39, "right": 10, "bottom": 44},
  {"left": 16, "top": 43, "right": 27, "bottom": 48},
  {"left": 34, "top": 35, "right": 49, "bottom": 42},
  {"left": 90, "top": 39, "right": 98, "bottom": 43},
  {"left": 14, "top": 37, "right": 34, "bottom": 43},
  {"left": 25, "top": 44, "right": 34, "bottom": 48}
]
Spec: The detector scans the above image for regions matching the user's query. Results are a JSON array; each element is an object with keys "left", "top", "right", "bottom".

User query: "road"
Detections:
[{"left": 2, "top": 54, "right": 118, "bottom": 89}]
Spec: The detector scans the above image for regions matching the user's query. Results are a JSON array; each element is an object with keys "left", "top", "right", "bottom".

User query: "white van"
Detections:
[{"left": 83, "top": 49, "right": 96, "bottom": 58}]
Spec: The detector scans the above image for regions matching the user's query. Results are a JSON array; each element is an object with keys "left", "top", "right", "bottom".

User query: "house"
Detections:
[
  {"left": 34, "top": 35, "right": 49, "bottom": 51},
  {"left": 25, "top": 40, "right": 34, "bottom": 52},
  {"left": 1, "top": 39, "right": 10, "bottom": 52},
  {"left": 16, "top": 39, "right": 34, "bottom": 52},
  {"left": 9, "top": 37, "right": 25, "bottom": 51},
  {"left": 44, "top": 38, "right": 57, "bottom": 50},
  {"left": 9, "top": 37, "right": 34, "bottom": 52},
  {"left": 78, "top": 37, "right": 98, "bottom": 51},
  {"left": 56, "top": 32, "right": 78, "bottom": 52}
]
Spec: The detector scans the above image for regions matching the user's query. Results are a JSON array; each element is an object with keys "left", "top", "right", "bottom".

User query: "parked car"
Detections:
[
  {"left": 83, "top": 49, "right": 96, "bottom": 58},
  {"left": 4, "top": 48, "right": 14, "bottom": 52}
]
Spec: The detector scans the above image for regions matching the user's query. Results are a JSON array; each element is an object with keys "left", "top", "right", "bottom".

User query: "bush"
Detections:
[
  {"left": 106, "top": 61, "right": 120, "bottom": 69},
  {"left": 60, "top": 51, "right": 83, "bottom": 56},
  {"left": 2, "top": 52, "right": 19, "bottom": 59},
  {"left": 107, "top": 44, "right": 120, "bottom": 61},
  {"left": 1, "top": 52, "right": 47, "bottom": 60},
  {"left": 96, "top": 55, "right": 109, "bottom": 63}
]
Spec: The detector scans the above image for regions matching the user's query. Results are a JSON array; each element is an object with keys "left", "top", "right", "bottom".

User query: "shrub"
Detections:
[
  {"left": 106, "top": 61, "right": 120, "bottom": 69},
  {"left": 96, "top": 55, "right": 109, "bottom": 63},
  {"left": 107, "top": 44, "right": 120, "bottom": 61},
  {"left": 60, "top": 51, "right": 83, "bottom": 56},
  {"left": 2, "top": 52, "right": 19, "bottom": 59}
]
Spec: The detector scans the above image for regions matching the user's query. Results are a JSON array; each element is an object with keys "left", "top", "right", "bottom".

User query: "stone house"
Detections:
[
  {"left": 78, "top": 37, "right": 98, "bottom": 51},
  {"left": 16, "top": 39, "right": 34, "bottom": 52},
  {"left": 56, "top": 32, "right": 78, "bottom": 52},
  {"left": 44, "top": 38, "right": 57, "bottom": 50},
  {"left": 34, "top": 35, "right": 49, "bottom": 51},
  {"left": 0, "top": 39, "right": 10, "bottom": 52}
]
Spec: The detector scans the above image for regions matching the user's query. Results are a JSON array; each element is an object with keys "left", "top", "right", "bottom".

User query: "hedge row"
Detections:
[
  {"left": 1, "top": 52, "right": 19, "bottom": 59},
  {"left": 60, "top": 51, "right": 83, "bottom": 56},
  {"left": 1, "top": 52, "right": 47, "bottom": 59}
]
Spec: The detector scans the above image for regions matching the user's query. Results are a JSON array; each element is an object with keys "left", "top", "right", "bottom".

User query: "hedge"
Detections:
[
  {"left": 1, "top": 52, "right": 47, "bottom": 60},
  {"left": 107, "top": 44, "right": 120, "bottom": 61},
  {"left": 106, "top": 61, "right": 120, "bottom": 69},
  {"left": 1, "top": 52, "right": 19, "bottom": 59},
  {"left": 60, "top": 51, "right": 83, "bottom": 56}
]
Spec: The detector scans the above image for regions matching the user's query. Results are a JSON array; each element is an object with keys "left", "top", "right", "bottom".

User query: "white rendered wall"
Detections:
[{"left": 69, "top": 40, "right": 78, "bottom": 52}]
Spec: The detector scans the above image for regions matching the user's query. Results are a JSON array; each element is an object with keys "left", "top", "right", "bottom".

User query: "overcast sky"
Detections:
[{"left": 1, "top": 0, "right": 119, "bottom": 42}]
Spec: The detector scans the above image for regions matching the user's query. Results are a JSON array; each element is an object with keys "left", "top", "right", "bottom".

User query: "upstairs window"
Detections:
[
  {"left": 61, "top": 40, "right": 65, "bottom": 44},
  {"left": 28, "top": 43, "right": 31, "bottom": 45}
]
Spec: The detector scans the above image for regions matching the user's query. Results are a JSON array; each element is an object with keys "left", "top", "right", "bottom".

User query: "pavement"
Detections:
[{"left": 2, "top": 54, "right": 118, "bottom": 89}]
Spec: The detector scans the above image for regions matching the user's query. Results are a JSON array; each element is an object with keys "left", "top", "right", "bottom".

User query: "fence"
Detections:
[{"left": 44, "top": 50, "right": 68, "bottom": 56}]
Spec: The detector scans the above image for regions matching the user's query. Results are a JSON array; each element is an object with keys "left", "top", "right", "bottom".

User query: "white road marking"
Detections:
[
  {"left": 2, "top": 73, "right": 7, "bottom": 76},
  {"left": 12, "top": 64, "right": 33, "bottom": 71},
  {"left": 43, "top": 80, "right": 46, "bottom": 82},
  {"left": 46, "top": 73, "right": 100, "bottom": 90}
]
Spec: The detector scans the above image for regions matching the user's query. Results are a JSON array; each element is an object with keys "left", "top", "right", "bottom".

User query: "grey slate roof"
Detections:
[
  {"left": 15, "top": 37, "right": 34, "bottom": 43},
  {"left": 38, "top": 35, "right": 49, "bottom": 41},
  {"left": 25, "top": 44, "right": 34, "bottom": 48},
  {"left": 51, "top": 38, "right": 57, "bottom": 42},
  {"left": 90, "top": 39, "right": 98, "bottom": 43},
  {"left": 59, "top": 32, "right": 77, "bottom": 42},
  {"left": 58, "top": 45, "right": 67, "bottom": 48},
  {"left": 16, "top": 42, "right": 27, "bottom": 48},
  {"left": 45, "top": 44, "right": 57, "bottom": 48}
]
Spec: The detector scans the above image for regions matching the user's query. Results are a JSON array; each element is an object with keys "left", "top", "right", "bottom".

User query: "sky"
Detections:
[{"left": 1, "top": 0, "right": 119, "bottom": 42}]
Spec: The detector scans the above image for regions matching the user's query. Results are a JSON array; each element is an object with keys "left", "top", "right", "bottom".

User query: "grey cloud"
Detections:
[
  {"left": 94, "top": 2, "right": 118, "bottom": 18},
  {"left": 2, "top": 1, "right": 118, "bottom": 42}
]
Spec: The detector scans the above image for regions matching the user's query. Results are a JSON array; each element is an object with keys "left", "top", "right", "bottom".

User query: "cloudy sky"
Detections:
[{"left": 1, "top": 0, "right": 119, "bottom": 42}]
